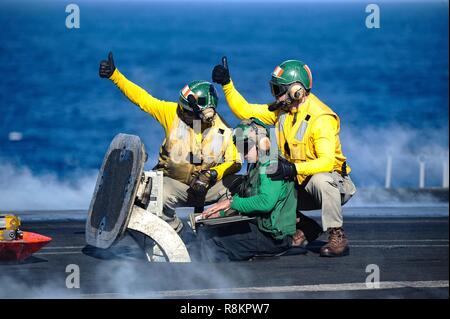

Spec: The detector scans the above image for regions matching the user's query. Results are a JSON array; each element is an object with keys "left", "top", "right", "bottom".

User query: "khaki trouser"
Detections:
[
  {"left": 297, "top": 172, "right": 356, "bottom": 231},
  {"left": 162, "top": 174, "right": 243, "bottom": 231}
]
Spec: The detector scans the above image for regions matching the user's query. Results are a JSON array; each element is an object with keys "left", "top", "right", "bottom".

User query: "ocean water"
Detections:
[{"left": 0, "top": 1, "right": 448, "bottom": 210}]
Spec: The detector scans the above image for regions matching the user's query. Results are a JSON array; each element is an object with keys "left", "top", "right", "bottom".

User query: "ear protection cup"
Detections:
[
  {"left": 288, "top": 83, "right": 305, "bottom": 101},
  {"left": 258, "top": 136, "right": 271, "bottom": 151},
  {"left": 200, "top": 107, "right": 216, "bottom": 123},
  {"left": 250, "top": 122, "right": 270, "bottom": 152}
]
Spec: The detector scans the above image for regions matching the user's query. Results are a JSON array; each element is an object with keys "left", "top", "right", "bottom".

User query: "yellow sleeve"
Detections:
[
  {"left": 109, "top": 68, "right": 177, "bottom": 133},
  {"left": 222, "top": 80, "right": 277, "bottom": 126},
  {"left": 294, "top": 115, "right": 336, "bottom": 175},
  {"left": 210, "top": 133, "right": 242, "bottom": 181}
]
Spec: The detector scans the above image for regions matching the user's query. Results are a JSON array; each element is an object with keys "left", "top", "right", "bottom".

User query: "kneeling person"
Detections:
[{"left": 197, "top": 118, "right": 299, "bottom": 262}]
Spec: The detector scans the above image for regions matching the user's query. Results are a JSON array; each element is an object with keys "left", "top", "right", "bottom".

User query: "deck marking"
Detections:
[
  {"left": 350, "top": 239, "right": 448, "bottom": 242},
  {"left": 42, "top": 246, "right": 85, "bottom": 250},
  {"left": 350, "top": 244, "right": 448, "bottom": 248},
  {"left": 38, "top": 240, "right": 449, "bottom": 253},
  {"left": 345, "top": 219, "right": 449, "bottom": 224},
  {"left": 80, "top": 280, "right": 449, "bottom": 298},
  {"left": 35, "top": 251, "right": 82, "bottom": 255}
]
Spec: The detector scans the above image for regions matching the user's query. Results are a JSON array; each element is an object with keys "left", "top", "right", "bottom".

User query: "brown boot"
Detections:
[
  {"left": 292, "top": 229, "right": 308, "bottom": 247},
  {"left": 320, "top": 227, "right": 349, "bottom": 257}
]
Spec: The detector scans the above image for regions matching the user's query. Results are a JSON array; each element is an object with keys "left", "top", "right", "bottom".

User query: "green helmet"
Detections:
[
  {"left": 179, "top": 80, "right": 218, "bottom": 113},
  {"left": 269, "top": 60, "right": 313, "bottom": 97},
  {"left": 233, "top": 118, "right": 269, "bottom": 153}
]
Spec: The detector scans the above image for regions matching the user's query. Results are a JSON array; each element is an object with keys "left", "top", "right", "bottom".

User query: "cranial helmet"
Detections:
[
  {"left": 179, "top": 81, "right": 218, "bottom": 123},
  {"left": 269, "top": 60, "right": 313, "bottom": 98}
]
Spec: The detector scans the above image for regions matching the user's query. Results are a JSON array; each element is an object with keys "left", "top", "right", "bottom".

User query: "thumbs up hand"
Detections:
[
  {"left": 212, "top": 56, "right": 230, "bottom": 85},
  {"left": 99, "top": 52, "right": 116, "bottom": 78}
]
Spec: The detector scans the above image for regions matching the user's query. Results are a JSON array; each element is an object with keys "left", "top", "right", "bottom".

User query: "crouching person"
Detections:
[
  {"left": 99, "top": 52, "right": 242, "bottom": 236},
  {"left": 194, "top": 118, "right": 301, "bottom": 262}
]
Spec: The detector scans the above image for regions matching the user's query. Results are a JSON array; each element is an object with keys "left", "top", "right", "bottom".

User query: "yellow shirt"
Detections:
[
  {"left": 222, "top": 80, "right": 349, "bottom": 182},
  {"left": 109, "top": 69, "right": 241, "bottom": 181}
]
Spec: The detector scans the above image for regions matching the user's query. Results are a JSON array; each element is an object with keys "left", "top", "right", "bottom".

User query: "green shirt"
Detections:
[{"left": 230, "top": 159, "right": 297, "bottom": 240}]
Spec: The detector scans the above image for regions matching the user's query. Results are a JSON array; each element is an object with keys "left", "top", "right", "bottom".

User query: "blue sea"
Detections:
[{"left": 0, "top": 0, "right": 448, "bottom": 210}]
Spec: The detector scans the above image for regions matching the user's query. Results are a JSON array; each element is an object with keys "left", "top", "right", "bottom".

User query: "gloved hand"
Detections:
[
  {"left": 267, "top": 156, "right": 297, "bottom": 181},
  {"left": 190, "top": 170, "right": 218, "bottom": 196},
  {"left": 212, "top": 56, "right": 230, "bottom": 85},
  {"left": 99, "top": 52, "right": 116, "bottom": 78}
]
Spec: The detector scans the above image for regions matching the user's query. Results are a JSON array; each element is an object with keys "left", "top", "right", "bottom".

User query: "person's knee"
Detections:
[
  {"left": 309, "top": 173, "right": 337, "bottom": 192},
  {"left": 306, "top": 173, "right": 342, "bottom": 204}
]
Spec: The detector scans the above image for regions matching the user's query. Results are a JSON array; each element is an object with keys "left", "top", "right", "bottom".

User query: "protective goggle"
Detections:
[
  {"left": 196, "top": 96, "right": 208, "bottom": 106},
  {"left": 188, "top": 95, "right": 211, "bottom": 109},
  {"left": 188, "top": 85, "right": 218, "bottom": 109},
  {"left": 270, "top": 81, "right": 289, "bottom": 98}
]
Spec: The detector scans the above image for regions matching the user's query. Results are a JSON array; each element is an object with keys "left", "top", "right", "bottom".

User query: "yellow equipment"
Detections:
[{"left": 0, "top": 214, "right": 23, "bottom": 241}]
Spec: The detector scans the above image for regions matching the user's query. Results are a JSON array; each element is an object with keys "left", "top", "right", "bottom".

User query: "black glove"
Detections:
[
  {"left": 99, "top": 52, "right": 116, "bottom": 78},
  {"left": 190, "top": 170, "right": 218, "bottom": 196},
  {"left": 267, "top": 156, "right": 297, "bottom": 181},
  {"left": 212, "top": 56, "right": 230, "bottom": 85}
]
